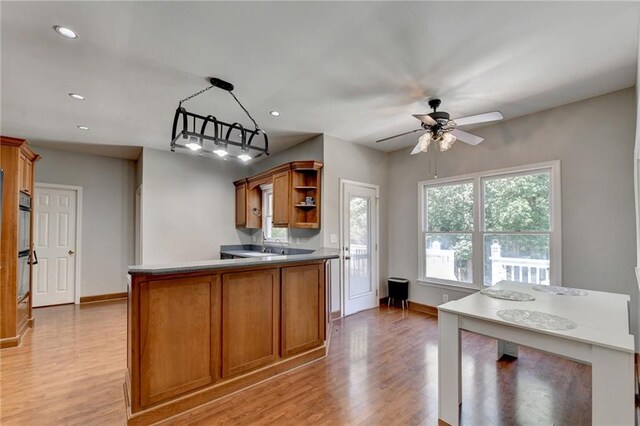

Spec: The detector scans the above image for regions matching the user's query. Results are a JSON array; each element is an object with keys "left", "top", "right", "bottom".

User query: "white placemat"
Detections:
[
  {"left": 497, "top": 309, "right": 577, "bottom": 331},
  {"left": 480, "top": 289, "right": 535, "bottom": 301},
  {"left": 532, "top": 285, "right": 588, "bottom": 296}
]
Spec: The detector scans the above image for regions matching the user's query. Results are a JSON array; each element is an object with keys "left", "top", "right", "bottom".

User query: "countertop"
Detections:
[{"left": 129, "top": 248, "right": 339, "bottom": 275}]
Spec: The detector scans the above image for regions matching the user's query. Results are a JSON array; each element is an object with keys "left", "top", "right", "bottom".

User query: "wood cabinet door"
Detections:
[
  {"left": 235, "top": 182, "right": 247, "bottom": 227},
  {"left": 222, "top": 269, "right": 279, "bottom": 377},
  {"left": 18, "top": 153, "right": 30, "bottom": 194},
  {"left": 24, "top": 159, "right": 33, "bottom": 195},
  {"left": 281, "top": 263, "right": 325, "bottom": 357},
  {"left": 139, "top": 275, "right": 220, "bottom": 407},
  {"left": 272, "top": 170, "right": 290, "bottom": 227}
]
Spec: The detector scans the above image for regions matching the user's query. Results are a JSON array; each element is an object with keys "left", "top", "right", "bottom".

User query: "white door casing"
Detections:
[
  {"left": 33, "top": 184, "right": 81, "bottom": 307},
  {"left": 340, "top": 180, "right": 379, "bottom": 316}
]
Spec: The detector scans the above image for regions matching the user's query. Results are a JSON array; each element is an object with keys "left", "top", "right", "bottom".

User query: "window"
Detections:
[
  {"left": 262, "top": 185, "right": 288, "bottom": 242},
  {"left": 419, "top": 161, "right": 561, "bottom": 289},
  {"left": 424, "top": 181, "right": 474, "bottom": 284}
]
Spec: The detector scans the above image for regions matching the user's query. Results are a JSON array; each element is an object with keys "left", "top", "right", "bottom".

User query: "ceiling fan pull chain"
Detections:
[{"left": 434, "top": 145, "right": 438, "bottom": 179}]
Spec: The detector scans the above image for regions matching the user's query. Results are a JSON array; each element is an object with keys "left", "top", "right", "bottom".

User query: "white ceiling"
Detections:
[{"left": 1, "top": 1, "right": 638, "bottom": 158}]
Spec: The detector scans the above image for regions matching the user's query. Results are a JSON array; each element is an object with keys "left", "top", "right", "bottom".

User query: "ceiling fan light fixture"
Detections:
[
  {"left": 418, "top": 132, "right": 432, "bottom": 153},
  {"left": 439, "top": 132, "right": 457, "bottom": 151}
]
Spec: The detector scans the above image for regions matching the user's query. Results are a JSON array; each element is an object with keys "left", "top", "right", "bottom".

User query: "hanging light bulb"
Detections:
[
  {"left": 185, "top": 135, "right": 202, "bottom": 151},
  {"left": 418, "top": 132, "right": 432, "bottom": 153},
  {"left": 439, "top": 132, "right": 457, "bottom": 151},
  {"left": 213, "top": 141, "right": 228, "bottom": 157},
  {"left": 238, "top": 145, "right": 251, "bottom": 162}
]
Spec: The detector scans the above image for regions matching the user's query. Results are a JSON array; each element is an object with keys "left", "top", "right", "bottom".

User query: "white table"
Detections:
[{"left": 438, "top": 281, "right": 635, "bottom": 426}]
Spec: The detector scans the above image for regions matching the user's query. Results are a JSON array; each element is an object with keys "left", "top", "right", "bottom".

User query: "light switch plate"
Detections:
[{"left": 330, "top": 234, "right": 338, "bottom": 243}]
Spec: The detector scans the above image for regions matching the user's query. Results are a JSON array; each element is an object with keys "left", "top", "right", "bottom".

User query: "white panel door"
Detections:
[
  {"left": 33, "top": 187, "right": 77, "bottom": 307},
  {"left": 342, "top": 182, "right": 378, "bottom": 316}
]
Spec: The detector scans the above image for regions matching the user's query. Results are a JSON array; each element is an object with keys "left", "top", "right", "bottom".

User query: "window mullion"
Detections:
[{"left": 473, "top": 176, "right": 483, "bottom": 289}]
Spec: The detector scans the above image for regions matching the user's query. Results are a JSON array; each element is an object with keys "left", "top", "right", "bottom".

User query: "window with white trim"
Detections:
[
  {"left": 262, "top": 185, "right": 288, "bottom": 242},
  {"left": 419, "top": 161, "right": 561, "bottom": 289}
]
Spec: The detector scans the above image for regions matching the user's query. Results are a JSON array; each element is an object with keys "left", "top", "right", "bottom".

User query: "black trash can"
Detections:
[{"left": 388, "top": 277, "right": 410, "bottom": 309}]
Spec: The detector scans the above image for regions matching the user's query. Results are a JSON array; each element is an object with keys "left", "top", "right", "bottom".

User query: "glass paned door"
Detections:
[
  {"left": 342, "top": 182, "right": 378, "bottom": 316},
  {"left": 349, "top": 195, "right": 372, "bottom": 298}
]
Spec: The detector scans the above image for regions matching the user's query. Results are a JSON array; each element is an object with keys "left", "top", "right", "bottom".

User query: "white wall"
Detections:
[
  {"left": 388, "top": 88, "right": 639, "bottom": 340},
  {"left": 323, "top": 135, "right": 389, "bottom": 313},
  {"left": 140, "top": 147, "right": 247, "bottom": 264},
  {"left": 33, "top": 145, "right": 135, "bottom": 297}
]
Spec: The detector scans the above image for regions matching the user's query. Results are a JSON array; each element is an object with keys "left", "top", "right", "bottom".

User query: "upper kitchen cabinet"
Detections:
[
  {"left": 290, "top": 161, "right": 322, "bottom": 229},
  {"left": 18, "top": 151, "right": 34, "bottom": 195},
  {"left": 271, "top": 165, "right": 291, "bottom": 228},
  {"left": 233, "top": 179, "right": 261, "bottom": 229},
  {"left": 233, "top": 161, "right": 323, "bottom": 230}
]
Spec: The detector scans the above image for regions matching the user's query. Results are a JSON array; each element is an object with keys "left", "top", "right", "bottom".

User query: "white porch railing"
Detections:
[
  {"left": 489, "top": 240, "right": 549, "bottom": 285},
  {"left": 424, "top": 239, "right": 550, "bottom": 285}
]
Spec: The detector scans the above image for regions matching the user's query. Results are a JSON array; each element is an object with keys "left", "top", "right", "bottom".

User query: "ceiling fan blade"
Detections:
[
  {"left": 451, "top": 129, "right": 484, "bottom": 145},
  {"left": 452, "top": 111, "right": 503, "bottom": 127},
  {"left": 376, "top": 128, "right": 422, "bottom": 143},
  {"left": 412, "top": 114, "right": 436, "bottom": 126},
  {"left": 410, "top": 141, "right": 423, "bottom": 155}
]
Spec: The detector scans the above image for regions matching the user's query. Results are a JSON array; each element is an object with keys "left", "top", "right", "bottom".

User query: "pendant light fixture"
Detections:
[{"left": 170, "top": 77, "right": 268, "bottom": 163}]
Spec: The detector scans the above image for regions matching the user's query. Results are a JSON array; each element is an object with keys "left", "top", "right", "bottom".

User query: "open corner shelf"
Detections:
[{"left": 291, "top": 162, "right": 322, "bottom": 227}]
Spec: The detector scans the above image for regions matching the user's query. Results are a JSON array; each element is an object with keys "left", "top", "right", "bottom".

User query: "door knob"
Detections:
[
  {"left": 68, "top": 250, "right": 75, "bottom": 255},
  {"left": 344, "top": 255, "right": 351, "bottom": 260}
]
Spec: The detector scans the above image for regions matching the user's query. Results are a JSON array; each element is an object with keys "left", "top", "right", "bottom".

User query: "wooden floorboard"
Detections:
[{"left": 0, "top": 300, "right": 630, "bottom": 425}]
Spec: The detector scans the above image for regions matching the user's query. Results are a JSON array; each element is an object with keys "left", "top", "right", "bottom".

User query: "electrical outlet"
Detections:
[
  {"left": 330, "top": 234, "right": 338, "bottom": 244},
  {"left": 442, "top": 294, "right": 449, "bottom": 303}
]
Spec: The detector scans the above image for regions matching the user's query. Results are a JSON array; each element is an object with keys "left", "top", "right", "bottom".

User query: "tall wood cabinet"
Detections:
[{"left": 1, "top": 136, "right": 40, "bottom": 349}]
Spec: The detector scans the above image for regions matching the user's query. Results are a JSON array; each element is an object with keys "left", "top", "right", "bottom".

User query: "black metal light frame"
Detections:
[{"left": 170, "top": 78, "right": 269, "bottom": 160}]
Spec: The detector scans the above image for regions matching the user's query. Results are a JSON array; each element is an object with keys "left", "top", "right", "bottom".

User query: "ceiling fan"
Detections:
[{"left": 376, "top": 99, "right": 504, "bottom": 154}]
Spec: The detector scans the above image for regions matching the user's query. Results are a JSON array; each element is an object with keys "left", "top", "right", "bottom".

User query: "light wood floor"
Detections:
[{"left": 1, "top": 300, "right": 611, "bottom": 425}]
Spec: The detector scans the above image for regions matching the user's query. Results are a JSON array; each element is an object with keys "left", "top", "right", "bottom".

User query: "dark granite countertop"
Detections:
[{"left": 128, "top": 248, "right": 339, "bottom": 275}]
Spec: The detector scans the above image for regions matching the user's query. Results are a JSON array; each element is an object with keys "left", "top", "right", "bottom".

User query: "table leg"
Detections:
[
  {"left": 591, "top": 346, "right": 634, "bottom": 426},
  {"left": 496, "top": 340, "right": 518, "bottom": 360},
  {"left": 438, "top": 310, "right": 461, "bottom": 426}
]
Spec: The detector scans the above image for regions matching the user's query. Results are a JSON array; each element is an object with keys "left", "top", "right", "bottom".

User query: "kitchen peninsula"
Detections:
[{"left": 125, "top": 249, "right": 338, "bottom": 425}]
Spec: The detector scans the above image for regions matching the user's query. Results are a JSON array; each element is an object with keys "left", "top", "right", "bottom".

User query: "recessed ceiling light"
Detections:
[
  {"left": 269, "top": 110, "right": 280, "bottom": 117},
  {"left": 69, "top": 93, "right": 85, "bottom": 100},
  {"left": 77, "top": 125, "right": 89, "bottom": 130},
  {"left": 53, "top": 25, "right": 78, "bottom": 39}
]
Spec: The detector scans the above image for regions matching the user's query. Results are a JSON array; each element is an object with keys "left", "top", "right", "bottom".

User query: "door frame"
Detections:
[
  {"left": 34, "top": 183, "right": 83, "bottom": 304},
  {"left": 339, "top": 179, "right": 380, "bottom": 317}
]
